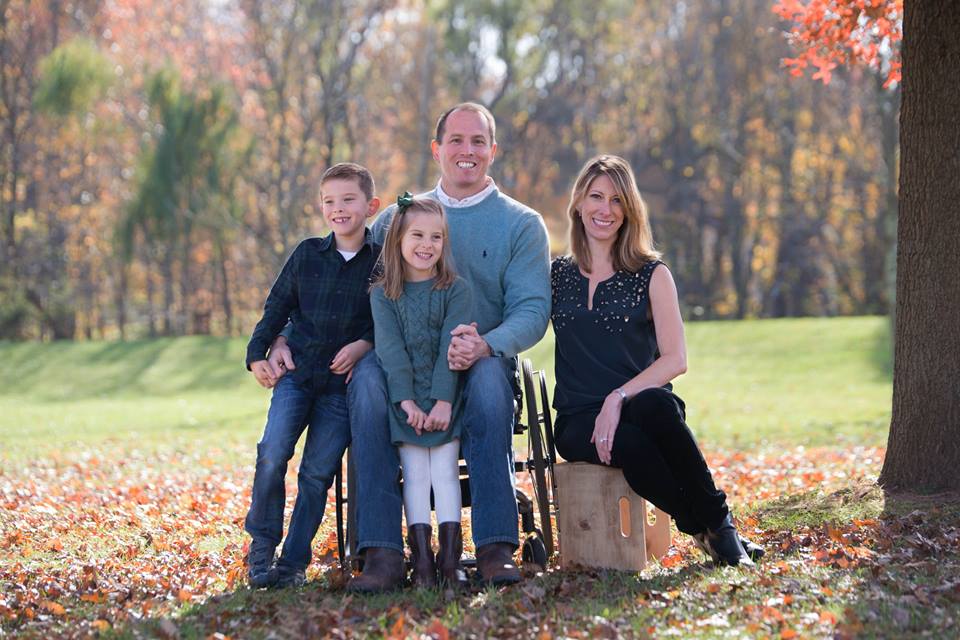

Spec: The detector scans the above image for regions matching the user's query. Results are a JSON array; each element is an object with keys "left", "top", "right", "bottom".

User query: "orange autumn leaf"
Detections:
[
  {"left": 388, "top": 613, "right": 406, "bottom": 639},
  {"left": 40, "top": 600, "right": 66, "bottom": 616},
  {"left": 426, "top": 619, "right": 450, "bottom": 640}
]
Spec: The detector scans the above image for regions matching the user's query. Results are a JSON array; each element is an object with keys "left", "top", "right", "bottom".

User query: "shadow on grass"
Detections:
[
  {"left": 123, "top": 562, "right": 722, "bottom": 639},
  {"left": 869, "top": 316, "right": 894, "bottom": 380},
  {"left": 0, "top": 337, "right": 249, "bottom": 401},
  {"left": 756, "top": 484, "right": 960, "bottom": 638}
]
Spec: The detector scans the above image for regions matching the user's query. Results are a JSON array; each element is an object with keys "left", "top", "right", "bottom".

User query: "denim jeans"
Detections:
[
  {"left": 244, "top": 374, "right": 350, "bottom": 570},
  {"left": 348, "top": 351, "right": 519, "bottom": 552}
]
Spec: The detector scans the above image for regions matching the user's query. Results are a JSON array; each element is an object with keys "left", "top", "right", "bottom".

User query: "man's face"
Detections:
[
  {"left": 320, "top": 178, "right": 378, "bottom": 241},
  {"left": 431, "top": 109, "right": 497, "bottom": 198}
]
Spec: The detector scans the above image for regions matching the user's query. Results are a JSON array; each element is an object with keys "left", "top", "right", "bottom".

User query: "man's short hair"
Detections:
[
  {"left": 434, "top": 102, "right": 496, "bottom": 144},
  {"left": 320, "top": 162, "right": 376, "bottom": 200}
]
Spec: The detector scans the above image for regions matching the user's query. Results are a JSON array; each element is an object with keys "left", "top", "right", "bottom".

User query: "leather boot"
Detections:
[
  {"left": 476, "top": 542, "right": 521, "bottom": 585},
  {"left": 693, "top": 532, "right": 765, "bottom": 563},
  {"left": 407, "top": 523, "right": 437, "bottom": 588},
  {"left": 345, "top": 547, "right": 405, "bottom": 593},
  {"left": 706, "top": 514, "right": 755, "bottom": 567},
  {"left": 436, "top": 522, "right": 468, "bottom": 590}
]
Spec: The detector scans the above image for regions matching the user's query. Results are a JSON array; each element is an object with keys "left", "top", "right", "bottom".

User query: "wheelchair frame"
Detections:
[{"left": 333, "top": 357, "right": 558, "bottom": 572}]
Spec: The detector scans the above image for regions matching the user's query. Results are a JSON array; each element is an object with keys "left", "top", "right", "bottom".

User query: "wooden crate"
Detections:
[{"left": 554, "top": 462, "right": 671, "bottom": 571}]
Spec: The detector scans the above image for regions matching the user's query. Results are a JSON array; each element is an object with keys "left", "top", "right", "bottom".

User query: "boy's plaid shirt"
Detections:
[{"left": 246, "top": 230, "right": 381, "bottom": 394}]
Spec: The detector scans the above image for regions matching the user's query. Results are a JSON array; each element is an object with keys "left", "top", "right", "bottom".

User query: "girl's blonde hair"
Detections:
[
  {"left": 567, "top": 154, "right": 661, "bottom": 273},
  {"left": 373, "top": 198, "right": 457, "bottom": 300}
]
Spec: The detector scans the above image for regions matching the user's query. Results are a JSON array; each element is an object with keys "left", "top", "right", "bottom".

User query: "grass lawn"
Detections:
[
  {"left": 0, "top": 316, "right": 892, "bottom": 465},
  {"left": 7, "top": 315, "right": 948, "bottom": 640}
]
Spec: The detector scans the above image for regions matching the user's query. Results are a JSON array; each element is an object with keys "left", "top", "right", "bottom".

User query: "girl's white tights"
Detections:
[{"left": 399, "top": 439, "right": 462, "bottom": 525}]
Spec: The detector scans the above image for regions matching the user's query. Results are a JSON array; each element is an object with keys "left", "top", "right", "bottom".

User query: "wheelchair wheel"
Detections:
[
  {"left": 522, "top": 358, "right": 554, "bottom": 557},
  {"left": 537, "top": 369, "right": 558, "bottom": 462},
  {"left": 521, "top": 530, "right": 549, "bottom": 569}
]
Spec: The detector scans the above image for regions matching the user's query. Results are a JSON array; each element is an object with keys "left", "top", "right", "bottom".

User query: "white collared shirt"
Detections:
[{"left": 435, "top": 178, "right": 498, "bottom": 209}]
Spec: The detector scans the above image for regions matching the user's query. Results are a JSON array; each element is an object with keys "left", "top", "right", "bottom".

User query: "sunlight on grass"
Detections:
[
  {"left": 521, "top": 316, "right": 892, "bottom": 449},
  {"left": 1, "top": 316, "right": 892, "bottom": 462}
]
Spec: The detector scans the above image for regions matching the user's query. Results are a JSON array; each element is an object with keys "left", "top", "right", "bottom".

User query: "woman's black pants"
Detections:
[{"left": 554, "top": 387, "right": 729, "bottom": 535}]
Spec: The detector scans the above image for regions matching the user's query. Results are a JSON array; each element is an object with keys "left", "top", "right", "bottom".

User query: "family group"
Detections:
[{"left": 242, "top": 102, "right": 758, "bottom": 592}]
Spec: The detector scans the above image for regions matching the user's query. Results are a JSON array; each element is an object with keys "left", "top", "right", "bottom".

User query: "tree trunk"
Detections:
[
  {"left": 216, "top": 239, "right": 233, "bottom": 337},
  {"left": 879, "top": 0, "right": 960, "bottom": 492},
  {"left": 878, "top": 81, "right": 900, "bottom": 316},
  {"left": 161, "top": 248, "right": 175, "bottom": 336},
  {"left": 146, "top": 255, "right": 158, "bottom": 338},
  {"left": 415, "top": 24, "right": 437, "bottom": 189},
  {"left": 115, "top": 261, "right": 127, "bottom": 340}
]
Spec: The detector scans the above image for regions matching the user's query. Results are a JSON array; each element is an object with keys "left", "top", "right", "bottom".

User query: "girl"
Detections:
[
  {"left": 551, "top": 155, "right": 762, "bottom": 566},
  {"left": 370, "top": 194, "right": 473, "bottom": 588}
]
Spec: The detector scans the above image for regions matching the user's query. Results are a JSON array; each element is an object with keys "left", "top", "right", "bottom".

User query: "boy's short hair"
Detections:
[
  {"left": 320, "top": 162, "right": 376, "bottom": 201},
  {"left": 434, "top": 102, "right": 496, "bottom": 144}
]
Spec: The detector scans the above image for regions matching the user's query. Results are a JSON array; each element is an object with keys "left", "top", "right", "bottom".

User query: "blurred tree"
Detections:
[
  {"left": 0, "top": 0, "right": 910, "bottom": 339},
  {"left": 32, "top": 37, "right": 113, "bottom": 339},
  {"left": 774, "top": 0, "right": 900, "bottom": 315},
  {"left": 775, "top": 0, "right": 958, "bottom": 490},
  {"left": 119, "top": 68, "right": 247, "bottom": 335},
  {"left": 0, "top": 1, "right": 102, "bottom": 339},
  {"left": 240, "top": 0, "right": 394, "bottom": 268}
]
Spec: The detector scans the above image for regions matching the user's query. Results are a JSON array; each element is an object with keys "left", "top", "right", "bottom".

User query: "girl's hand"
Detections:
[
  {"left": 426, "top": 400, "right": 452, "bottom": 432},
  {"left": 590, "top": 392, "right": 624, "bottom": 464},
  {"left": 400, "top": 400, "right": 427, "bottom": 435}
]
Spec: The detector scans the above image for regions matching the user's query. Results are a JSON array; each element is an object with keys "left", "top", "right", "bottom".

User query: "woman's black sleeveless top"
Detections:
[{"left": 551, "top": 256, "right": 667, "bottom": 416}]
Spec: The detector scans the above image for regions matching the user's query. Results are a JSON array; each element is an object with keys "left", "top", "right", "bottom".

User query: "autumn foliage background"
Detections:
[
  {"left": 1, "top": 0, "right": 902, "bottom": 340},
  {"left": 7, "top": 1, "right": 954, "bottom": 639}
]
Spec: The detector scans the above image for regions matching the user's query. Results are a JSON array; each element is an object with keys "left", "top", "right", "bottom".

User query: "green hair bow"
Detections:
[{"left": 396, "top": 191, "right": 414, "bottom": 213}]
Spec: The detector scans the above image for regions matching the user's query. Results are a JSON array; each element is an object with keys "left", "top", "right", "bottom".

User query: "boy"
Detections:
[{"left": 243, "top": 162, "right": 381, "bottom": 588}]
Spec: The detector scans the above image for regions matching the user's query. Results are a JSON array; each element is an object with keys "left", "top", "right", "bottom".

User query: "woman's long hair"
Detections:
[
  {"left": 566, "top": 154, "right": 661, "bottom": 273},
  {"left": 373, "top": 198, "right": 457, "bottom": 300}
]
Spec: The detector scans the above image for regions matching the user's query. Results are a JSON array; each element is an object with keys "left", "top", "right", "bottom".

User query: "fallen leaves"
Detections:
[{"left": 3, "top": 443, "right": 959, "bottom": 638}]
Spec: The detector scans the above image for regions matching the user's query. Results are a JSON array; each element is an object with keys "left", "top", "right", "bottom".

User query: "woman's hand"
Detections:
[
  {"left": 591, "top": 392, "right": 624, "bottom": 464},
  {"left": 426, "top": 400, "right": 452, "bottom": 431},
  {"left": 400, "top": 400, "right": 428, "bottom": 436}
]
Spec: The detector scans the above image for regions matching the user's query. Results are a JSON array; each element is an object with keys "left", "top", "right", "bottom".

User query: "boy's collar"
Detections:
[{"left": 319, "top": 227, "right": 374, "bottom": 252}]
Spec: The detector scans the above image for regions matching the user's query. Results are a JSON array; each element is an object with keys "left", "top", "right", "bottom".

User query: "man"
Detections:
[{"left": 271, "top": 102, "right": 550, "bottom": 590}]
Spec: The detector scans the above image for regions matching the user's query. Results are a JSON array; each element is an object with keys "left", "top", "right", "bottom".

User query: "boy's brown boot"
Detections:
[
  {"left": 407, "top": 523, "right": 437, "bottom": 588},
  {"left": 437, "top": 522, "right": 468, "bottom": 590}
]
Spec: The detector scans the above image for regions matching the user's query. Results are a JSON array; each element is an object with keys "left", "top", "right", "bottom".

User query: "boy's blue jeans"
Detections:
[
  {"left": 244, "top": 374, "right": 350, "bottom": 570},
  {"left": 348, "top": 350, "right": 518, "bottom": 553}
]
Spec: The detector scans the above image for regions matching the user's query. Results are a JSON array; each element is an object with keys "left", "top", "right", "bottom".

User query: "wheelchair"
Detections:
[{"left": 333, "top": 357, "right": 558, "bottom": 573}]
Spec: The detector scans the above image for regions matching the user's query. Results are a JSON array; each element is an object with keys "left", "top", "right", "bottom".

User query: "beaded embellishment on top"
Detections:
[{"left": 550, "top": 256, "right": 662, "bottom": 334}]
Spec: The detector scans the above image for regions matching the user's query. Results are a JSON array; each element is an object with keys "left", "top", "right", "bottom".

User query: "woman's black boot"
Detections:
[{"left": 706, "top": 514, "right": 755, "bottom": 567}]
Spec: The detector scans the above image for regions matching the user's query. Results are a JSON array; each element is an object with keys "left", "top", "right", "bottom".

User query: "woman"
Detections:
[{"left": 551, "top": 154, "right": 760, "bottom": 566}]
